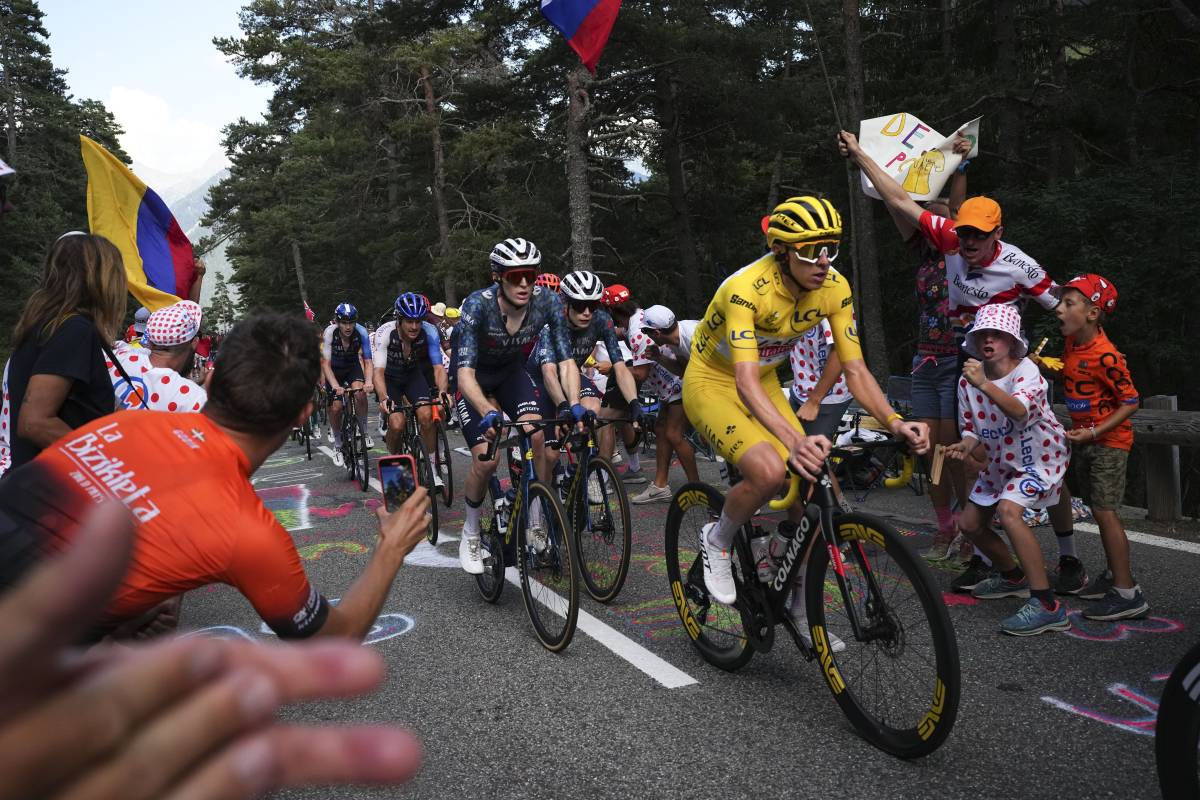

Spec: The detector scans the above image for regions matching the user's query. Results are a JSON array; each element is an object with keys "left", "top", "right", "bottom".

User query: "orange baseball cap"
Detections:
[{"left": 954, "top": 196, "right": 1002, "bottom": 233}]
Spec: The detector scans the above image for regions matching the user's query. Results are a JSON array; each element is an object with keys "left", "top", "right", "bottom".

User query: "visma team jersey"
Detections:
[
  {"left": 373, "top": 320, "right": 443, "bottom": 381},
  {"left": 454, "top": 284, "right": 572, "bottom": 373},
  {"left": 529, "top": 307, "right": 627, "bottom": 370},
  {"left": 918, "top": 211, "right": 1058, "bottom": 339},
  {"left": 689, "top": 254, "right": 863, "bottom": 376},
  {"left": 322, "top": 323, "right": 373, "bottom": 369}
]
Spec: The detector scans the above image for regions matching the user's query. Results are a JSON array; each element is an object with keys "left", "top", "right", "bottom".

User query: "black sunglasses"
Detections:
[
  {"left": 957, "top": 227, "right": 997, "bottom": 241},
  {"left": 568, "top": 299, "right": 599, "bottom": 313}
]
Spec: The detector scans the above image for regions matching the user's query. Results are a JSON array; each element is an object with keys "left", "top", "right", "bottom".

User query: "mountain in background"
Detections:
[{"left": 130, "top": 155, "right": 236, "bottom": 308}]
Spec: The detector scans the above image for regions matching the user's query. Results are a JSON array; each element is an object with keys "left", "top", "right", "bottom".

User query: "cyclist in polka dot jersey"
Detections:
[
  {"left": 945, "top": 303, "right": 1069, "bottom": 636},
  {"left": 105, "top": 301, "right": 208, "bottom": 413},
  {"left": 787, "top": 318, "right": 850, "bottom": 441}
]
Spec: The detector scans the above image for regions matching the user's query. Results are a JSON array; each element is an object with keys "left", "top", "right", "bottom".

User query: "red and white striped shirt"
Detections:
[{"left": 919, "top": 211, "right": 1058, "bottom": 339}]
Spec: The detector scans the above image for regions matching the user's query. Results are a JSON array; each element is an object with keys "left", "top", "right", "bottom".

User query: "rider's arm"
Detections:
[
  {"left": 546, "top": 296, "right": 581, "bottom": 405},
  {"left": 320, "top": 327, "right": 341, "bottom": 390},
  {"left": 372, "top": 324, "right": 391, "bottom": 405},
  {"left": 452, "top": 299, "right": 494, "bottom": 416},
  {"left": 541, "top": 361, "right": 567, "bottom": 407},
  {"left": 611, "top": 361, "right": 639, "bottom": 405},
  {"left": 839, "top": 130, "right": 926, "bottom": 232},
  {"left": 357, "top": 325, "right": 374, "bottom": 390},
  {"left": 432, "top": 364, "right": 448, "bottom": 397}
]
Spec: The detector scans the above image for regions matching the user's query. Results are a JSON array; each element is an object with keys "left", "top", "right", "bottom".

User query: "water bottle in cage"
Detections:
[
  {"left": 749, "top": 525, "right": 773, "bottom": 582},
  {"left": 494, "top": 488, "right": 514, "bottom": 538}
]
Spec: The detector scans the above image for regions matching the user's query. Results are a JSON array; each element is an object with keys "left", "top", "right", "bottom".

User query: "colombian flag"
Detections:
[
  {"left": 80, "top": 136, "right": 197, "bottom": 311},
  {"left": 540, "top": 0, "right": 621, "bottom": 73}
]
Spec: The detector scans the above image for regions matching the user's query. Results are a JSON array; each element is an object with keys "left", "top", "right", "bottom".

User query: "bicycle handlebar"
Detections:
[
  {"left": 768, "top": 434, "right": 916, "bottom": 511},
  {"left": 476, "top": 417, "right": 570, "bottom": 462}
]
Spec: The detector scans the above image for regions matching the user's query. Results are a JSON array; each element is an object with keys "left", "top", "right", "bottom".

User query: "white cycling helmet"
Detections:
[
  {"left": 489, "top": 237, "right": 542, "bottom": 271},
  {"left": 560, "top": 270, "right": 604, "bottom": 302}
]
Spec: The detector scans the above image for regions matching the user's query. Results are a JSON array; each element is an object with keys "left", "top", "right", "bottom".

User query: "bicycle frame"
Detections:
[{"left": 732, "top": 451, "right": 903, "bottom": 655}]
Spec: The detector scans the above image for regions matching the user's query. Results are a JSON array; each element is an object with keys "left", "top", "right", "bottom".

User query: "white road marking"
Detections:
[
  {"left": 314, "top": 444, "right": 699, "bottom": 689},
  {"left": 881, "top": 508, "right": 1200, "bottom": 556}
]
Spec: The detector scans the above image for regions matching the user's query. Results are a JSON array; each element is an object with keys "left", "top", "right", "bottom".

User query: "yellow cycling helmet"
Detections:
[
  {"left": 764, "top": 196, "right": 843, "bottom": 246},
  {"left": 445, "top": 307, "right": 461, "bottom": 320}
]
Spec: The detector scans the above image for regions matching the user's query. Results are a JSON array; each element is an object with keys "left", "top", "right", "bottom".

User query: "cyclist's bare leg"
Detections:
[
  {"left": 707, "top": 442, "right": 787, "bottom": 548},
  {"left": 328, "top": 396, "right": 345, "bottom": 445},
  {"left": 385, "top": 409, "right": 407, "bottom": 455},
  {"left": 416, "top": 404, "right": 435, "bottom": 456},
  {"left": 463, "top": 439, "right": 500, "bottom": 535},
  {"left": 651, "top": 412, "right": 670, "bottom": 488},
  {"left": 350, "top": 380, "right": 369, "bottom": 434}
]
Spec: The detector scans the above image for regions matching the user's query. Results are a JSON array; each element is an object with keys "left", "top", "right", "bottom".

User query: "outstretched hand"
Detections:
[{"left": 0, "top": 501, "right": 423, "bottom": 800}]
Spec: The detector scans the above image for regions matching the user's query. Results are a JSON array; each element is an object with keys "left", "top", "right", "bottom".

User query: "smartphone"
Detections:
[{"left": 378, "top": 454, "right": 417, "bottom": 513}]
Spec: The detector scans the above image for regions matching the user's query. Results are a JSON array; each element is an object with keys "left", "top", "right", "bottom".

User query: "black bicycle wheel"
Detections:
[
  {"left": 435, "top": 421, "right": 454, "bottom": 507},
  {"left": 664, "top": 482, "right": 754, "bottom": 671},
  {"left": 412, "top": 436, "right": 439, "bottom": 543},
  {"left": 1156, "top": 641, "right": 1200, "bottom": 799},
  {"left": 803, "top": 512, "right": 960, "bottom": 758},
  {"left": 357, "top": 424, "right": 370, "bottom": 492},
  {"left": 341, "top": 419, "right": 357, "bottom": 481},
  {"left": 572, "top": 457, "right": 631, "bottom": 603},
  {"left": 515, "top": 481, "right": 578, "bottom": 652},
  {"left": 474, "top": 516, "right": 506, "bottom": 604}
]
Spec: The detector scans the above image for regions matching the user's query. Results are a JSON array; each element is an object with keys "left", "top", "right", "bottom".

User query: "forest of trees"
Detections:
[{"left": 3, "top": 0, "right": 1200, "bottom": 507}]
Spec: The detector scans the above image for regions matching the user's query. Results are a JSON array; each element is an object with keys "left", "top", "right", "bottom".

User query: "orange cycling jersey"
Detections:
[
  {"left": 2, "top": 411, "right": 327, "bottom": 638},
  {"left": 1061, "top": 330, "right": 1139, "bottom": 451}
]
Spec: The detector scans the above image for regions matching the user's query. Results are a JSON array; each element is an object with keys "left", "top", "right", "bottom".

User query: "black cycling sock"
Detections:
[
  {"left": 1032, "top": 588, "right": 1057, "bottom": 610},
  {"left": 1001, "top": 565, "right": 1025, "bottom": 583}
]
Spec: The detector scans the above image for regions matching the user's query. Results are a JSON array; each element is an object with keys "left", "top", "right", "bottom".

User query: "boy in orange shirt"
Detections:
[{"left": 1038, "top": 274, "right": 1147, "bottom": 620}]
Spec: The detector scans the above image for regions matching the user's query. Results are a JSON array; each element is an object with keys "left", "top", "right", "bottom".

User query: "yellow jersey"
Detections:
[{"left": 689, "top": 254, "right": 863, "bottom": 376}]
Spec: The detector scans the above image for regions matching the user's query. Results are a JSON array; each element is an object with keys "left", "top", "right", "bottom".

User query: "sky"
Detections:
[{"left": 39, "top": 0, "right": 272, "bottom": 176}]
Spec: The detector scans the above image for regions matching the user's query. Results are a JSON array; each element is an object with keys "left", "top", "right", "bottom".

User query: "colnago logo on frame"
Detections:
[{"left": 60, "top": 423, "right": 160, "bottom": 522}]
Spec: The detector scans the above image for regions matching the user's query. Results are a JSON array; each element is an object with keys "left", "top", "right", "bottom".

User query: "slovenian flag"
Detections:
[
  {"left": 540, "top": 0, "right": 621, "bottom": 73},
  {"left": 80, "top": 135, "right": 197, "bottom": 312}
]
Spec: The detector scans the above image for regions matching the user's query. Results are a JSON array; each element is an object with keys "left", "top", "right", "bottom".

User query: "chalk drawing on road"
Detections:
[
  {"left": 257, "top": 484, "right": 312, "bottom": 531},
  {"left": 298, "top": 540, "right": 368, "bottom": 560},
  {"left": 1063, "top": 612, "right": 1184, "bottom": 642},
  {"left": 1041, "top": 673, "right": 1168, "bottom": 736}
]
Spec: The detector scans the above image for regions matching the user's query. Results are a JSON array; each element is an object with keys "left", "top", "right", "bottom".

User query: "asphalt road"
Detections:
[{"left": 179, "top": 425, "right": 1191, "bottom": 800}]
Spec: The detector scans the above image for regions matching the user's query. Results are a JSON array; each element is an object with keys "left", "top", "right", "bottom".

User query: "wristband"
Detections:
[
  {"left": 956, "top": 159, "right": 971, "bottom": 174},
  {"left": 885, "top": 412, "right": 904, "bottom": 426}
]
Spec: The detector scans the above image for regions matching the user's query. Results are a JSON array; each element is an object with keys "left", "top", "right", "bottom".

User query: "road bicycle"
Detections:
[
  {"left": 335, "top": 385, "right": 371, "bottom": 492},
  {"left": 665, "top": 437, "right": 961, "bottom": 758},
  {"left": 473, "top": 418, "right": 579, "bottom": 652},
  {"left": 557, "top": 417, "right": 633, "bottom": 603},
  {"left": 1156, "top": 639, "right": 1200, "bottom": 798},
  {"left": 388, "top": 397, "right": 447, "bottom": 543}
]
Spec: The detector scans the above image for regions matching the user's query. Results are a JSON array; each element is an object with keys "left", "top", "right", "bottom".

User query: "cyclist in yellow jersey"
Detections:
[{"left": 684, "top": 196, "right": 929, "bottom": 613}]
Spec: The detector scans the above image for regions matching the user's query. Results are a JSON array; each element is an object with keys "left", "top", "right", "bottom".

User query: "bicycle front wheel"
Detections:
[
  {"left": 516, "top": 482, "right": 578, "bottom": 652},
  {"left": 572, "top": 457, "right": 631, "bottom": 603},
  {"left": 1157, "top": 640, "right": 1200, "bottom": 799},
  {"left": 804, "top": 512, "right": 960, "bottom": 758},
  {"left": 435, "top": 421, "right": 454, "bottom": 507},
  {"left": 412, "top": 436, "right": 439, "bottom": 543},
  {"left": 357, "top": 427, "right": 371, "bottom": 492},
  {"left": 664, "top": 482, "right": 753, "bottom": 672}
]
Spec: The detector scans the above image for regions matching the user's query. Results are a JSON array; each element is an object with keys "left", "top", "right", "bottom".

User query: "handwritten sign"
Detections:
[{"left": 858, "top": 113, "right": 982, "bottom": 202}]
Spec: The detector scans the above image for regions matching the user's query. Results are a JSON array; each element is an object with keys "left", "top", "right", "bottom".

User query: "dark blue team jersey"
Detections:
[
  {"left": 454, "top": 284, "right": 572, "bottom": 373},
  {"left": 528, "top": 307, "right": 627, "bottom": 369}
]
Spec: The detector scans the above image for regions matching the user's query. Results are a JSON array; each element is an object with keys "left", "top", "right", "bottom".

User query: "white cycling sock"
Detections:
[
  {"left": 529, "top": 499, "right": 544, "bottom": 528},
  {"left": 626, "top": 449, "right": 641, "bottom": 472},
  {"left": 707, "top": 510, "right": 740, "bottom": 549},
  {"left": 464, "top": 500, "right": 482, "bottom": 537}
]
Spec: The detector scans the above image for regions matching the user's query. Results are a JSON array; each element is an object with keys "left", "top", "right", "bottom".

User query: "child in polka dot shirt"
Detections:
[{"left": 945, "top": 303, "right": 1070, "bottom": 636}]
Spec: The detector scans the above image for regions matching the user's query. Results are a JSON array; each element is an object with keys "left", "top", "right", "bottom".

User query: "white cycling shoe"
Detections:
[
  {"left": 699, "top": 522, "right": 737, "bottom": 605},
  {"left": 459, "top": 534, "right": 484, "bottom": 575}
]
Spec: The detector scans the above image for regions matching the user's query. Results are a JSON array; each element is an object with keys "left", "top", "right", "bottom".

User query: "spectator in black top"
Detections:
[{"left": 5, "top": 232, "right": 127, "bottom": 469}]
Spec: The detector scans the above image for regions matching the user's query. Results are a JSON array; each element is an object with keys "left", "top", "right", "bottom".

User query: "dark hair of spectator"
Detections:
[
  {"left": 12, "top": 234, "right": 128, "bottom": 346},
  {"left": 204, "top": 312, "right": 320, "bottom": 434}
]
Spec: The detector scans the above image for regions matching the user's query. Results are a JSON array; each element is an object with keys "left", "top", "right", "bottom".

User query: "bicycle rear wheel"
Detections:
[
  {"left": 357, "top": 425, "right": 370, "bottom": 492},
  {"left": 572, "top": 457, "right": 631, "bottom": 603},
  {"left": 664, "top": 482, "right": 753, "bottom": 671},
  {"left": 515, "top": 482, "right": 578, "bottom": 652},
  {"left": 804, "top": 512, "right": 960, "bottom": 758},
  {"left": 412, "top": 436, "right": 439, "bottom": 543},
  {"left": 434, "top": 421, "right": 454, "bottom": 507},
  {"left": 1156, "top": 640, "right": 1200, "bottom": 799}
]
